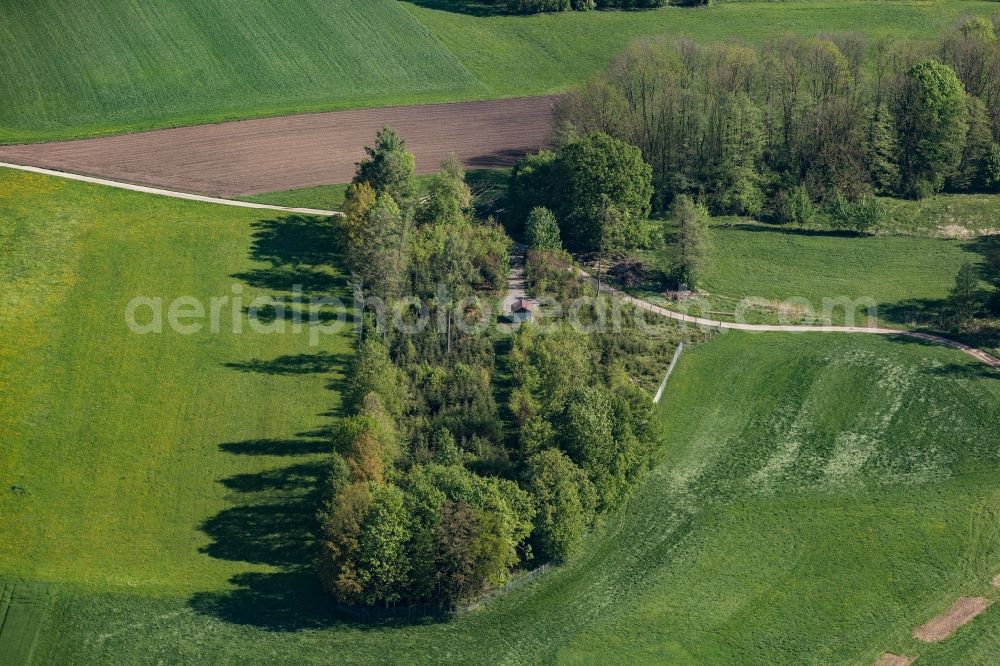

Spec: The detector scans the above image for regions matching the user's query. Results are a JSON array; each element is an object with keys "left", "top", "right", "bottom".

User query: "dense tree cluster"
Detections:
[
  {"left": 321, "top": 129, "right": 528, "bottom": 608},
  {"left": 500, "top": 0, "right": 670, "bottom": 15},
  {"left": 318, "top": 128, "right": 680, "bottom": 608},
  {"left": 552, "top": 17, "right": 1000, "bottom": 221},
  {"left": 509, "top": 131, "right": 654, "bottom": 252}
]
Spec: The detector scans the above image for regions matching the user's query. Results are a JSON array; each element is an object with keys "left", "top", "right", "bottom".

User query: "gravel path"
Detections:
[
  {"left": 581, "top": 270, "right": 1000, "bottom": 372},
  {"left": 0, "top": 162, "right": 338, "bottom": 216}
]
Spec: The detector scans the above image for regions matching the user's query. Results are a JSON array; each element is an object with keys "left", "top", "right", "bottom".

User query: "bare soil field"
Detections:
[
  {"left": 912, "top": 597, "right": 992, "bottom": 642},
  {"left": 0, "top": 97, "right": 555, "bottom": 197}
]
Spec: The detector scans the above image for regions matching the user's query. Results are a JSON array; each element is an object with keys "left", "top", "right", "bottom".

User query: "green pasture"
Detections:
[
  {"left": 0, "top": 168, "right": 352, "bottom": 596},
  {"left": 3, "top": 215, "right": 996, "bottom": 666},
  {"left": 642, "top": 220, "right": 991, "bottom": 327},
  {"left": 3, "top": 1, "right": 998, "bottom": 143}
]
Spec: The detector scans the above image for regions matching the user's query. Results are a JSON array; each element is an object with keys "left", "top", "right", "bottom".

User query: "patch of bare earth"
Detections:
[
  {"left": 874, "top": 654, "right": 915, "bottom": 666},
  {"left": 992, "top": 573, "right": 1000, "bottom": 588},
  {"left": 936, "top": 224, "right": 1000, "bottom": 239},
  {"left": 0, "top": 96, "right": 555, "bottom": 197},
  {"left": 912, "top": 596, "right": 992, "bottom": 642}
]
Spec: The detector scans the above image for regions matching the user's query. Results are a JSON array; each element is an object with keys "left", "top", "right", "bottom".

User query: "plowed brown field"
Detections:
[{"left": 0, "top": 97, "right": 555, "bottom": 197}]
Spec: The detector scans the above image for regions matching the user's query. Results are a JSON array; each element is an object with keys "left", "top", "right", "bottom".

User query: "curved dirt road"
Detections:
[
  {"left": 0, "top": 96, "right": 556, "bottom": 198},
  {"left": 583, "top": 273, "right": 1000, "bottom": 372}
]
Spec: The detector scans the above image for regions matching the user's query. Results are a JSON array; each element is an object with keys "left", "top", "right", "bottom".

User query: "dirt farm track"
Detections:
[{"left": 0, "top": 96, "right": 556, "bottom": 197}]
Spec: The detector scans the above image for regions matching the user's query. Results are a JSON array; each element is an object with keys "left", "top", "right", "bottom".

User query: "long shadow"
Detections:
[
  {"left": 225, "top": 351, "right": 350, "bottom": 376},
  {"left": 405, "top": 0, "right": 508, "bottom": 16},
  {"left": 189, "top": 214, "right": 360, "bottom": 630},
  {"left": 230, "top": 215, "right": 347, "bottom": 297},
  {"left": 719, "top": 222, "right": 866, "bottom": 239},
  {"left": 884, "top": 333, "right": 999, "bottom": 381},
  {"left": 880, "top": 235, "right": 998, "bottom": 330}
]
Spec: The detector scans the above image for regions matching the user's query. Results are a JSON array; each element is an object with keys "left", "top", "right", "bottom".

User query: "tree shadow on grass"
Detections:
[
  {"left": 885, "top": 333, "right": 999, "bottom": 381},
  {"left": 225, "top": 351, "right": 350, "bottom": 376},
  {"left": 188, "top": 213, "right": 358, "bottom": 631},
  {"left": 405, "top": 0, "right": 508, "bottom": 17},
  {"left": 720, "top": 222, "right": 867, "bottom": 239},
  {"left": 231, "top": 215, "right": 348, "bottom": 298}
]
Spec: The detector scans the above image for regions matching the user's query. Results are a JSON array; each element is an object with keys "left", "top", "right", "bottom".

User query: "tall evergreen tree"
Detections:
[
  {"left": 863, "top": 103, "right": 901, "bottom": 194},
  {"left": 353, "top": 126, "right": 416, "bottom": 208}
]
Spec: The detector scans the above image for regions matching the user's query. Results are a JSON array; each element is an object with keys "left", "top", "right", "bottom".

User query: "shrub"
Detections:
[{"left": 827, "top": 194, "right": 888, "bottom": 234}]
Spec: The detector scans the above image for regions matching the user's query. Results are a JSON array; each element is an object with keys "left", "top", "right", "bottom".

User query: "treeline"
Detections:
[
  {"left": 501, "top": 0, "right": 673, "bottom": 16},
  {"left": 317, "top": 129, "right": 677, "bottom": 609},
  {"left": 553, "top": 16, "right": 1000, "bottom": 224},
  {"left": 499, "top": 0, "right": 712, "bottom": 14}
]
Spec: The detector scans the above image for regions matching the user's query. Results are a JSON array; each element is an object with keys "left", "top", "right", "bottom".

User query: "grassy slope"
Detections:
[
  {"left": 0, "top": 0, "right": 483, "bottom": 144},
  {"left": 3, "top": 1, "right": 999, "bottom": 143},
  {"left": 883, "top": 194, "right": 1000, "bottom": 237},
  {"left": 14, "top": 325, "right": 999, "bottom": 664},
  {"left": 0, "top": 169, "right": 351, "bottom": 593},
  {"left": 642, "top": 221, "right": 988, "bottom": 326}
]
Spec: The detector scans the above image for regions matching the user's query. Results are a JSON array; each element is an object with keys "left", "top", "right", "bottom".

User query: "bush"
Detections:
[
  {"left": 770, "top": 185, "right": 815, "bottom": 226},
  {"left": 827, "top": 194, "right": 888, "bottom": 234}
]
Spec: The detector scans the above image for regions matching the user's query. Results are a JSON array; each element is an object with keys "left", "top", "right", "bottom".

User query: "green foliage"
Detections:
[
  {"left": 948, "top": 261, "right": 982, "bottom": 325},
  {"left": 524, "top": 249, "right": 592, "bottom": 303},
  {"left": 349, "top": 193, "right": 409, "bottom": 298},
  {"left": 827, "top": 194, "right": 889, "bottom": 234},
  {"left": 769, "top": 184, "right": 816, "bottom": 226},
  {"left": 348, "top": 338, "right": 408, "bottom": 417},
  {"left": 896, "top": 59, "right": 970, "bottom": 198},
  {"left": 525, "top": 207, "right": 563, "bottom": 251},
  {"left": 319, "top": 482, "right": 411, "bottom": 606},
  {"left": 417, "top": 154, "right": 472, "bottom": 227},
  {"left": 673, "top": 195, "right": 711, "bottom": 289},
  {"left": 951, "top": 95, "right": 996, "bottom": 191},
  {"left": 553, "top": 133, "right": 653, "bottom": 251},
  {"left": 510, "top": 133, "right": 653, "bottom": 251},
  {"left": 988, "top": 143, "right": 1000, "bottom": 191},
  {"left": 524, "top": 449, "right": 597, "bottom": 562},
  {"left": 709, "top": 93, "right": 766, "bottom": 216},
  {"left": 504, "top": 0, "right": 668, "bottom": 14},
  {"left": 507, "top": 150, "right": 558, "bottom": 234},
  {"left": 864, "top": 103, "right": 901, "bottom": 194},
  {"left": 353, "top": 127, "right": 417, "bottom": 208},
  {"left": 0, "top": 169, "right": 352, "bottom": 594},
  {"left": 4, "top": 1, "right": 995, "bottom": 143},
  {"left": 649, "top": 216, "right": 982, "bottom": 327}
]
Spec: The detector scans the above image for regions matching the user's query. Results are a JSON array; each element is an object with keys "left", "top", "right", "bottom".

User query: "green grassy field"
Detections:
[
  {"left": 0, "top": 169, "right": 352, "bottom": 596},
  {"left": 640, "top": 220, "right": 991, "bottom": 327},
  {"left": 3, "top": 205, "right": 997, "bottom": 666},
  {"left": 3, "top": 1, "right": 998, "bottom": 143},
  {"left": 0, "top": 0, "right": 483, "bottom": 144}
]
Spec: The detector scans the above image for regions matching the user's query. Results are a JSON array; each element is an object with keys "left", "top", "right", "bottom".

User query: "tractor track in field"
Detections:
[{"left": 0, "top": 96, "right": 556, "bottom": 198}]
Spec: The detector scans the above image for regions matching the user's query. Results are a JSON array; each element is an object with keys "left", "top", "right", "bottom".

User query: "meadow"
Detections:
[
  {"left": 2, "top": 188, "right": 997, "bottom": 664},
  {"left": 3, "top": 1, "right": 999, "bottom": 143},
  {"left": 637, "top": 220, "right": 992, "bottom": 328},
  {"left": 0, "top": 169, "right": 352, "bottom": 598}
]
